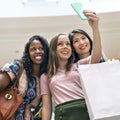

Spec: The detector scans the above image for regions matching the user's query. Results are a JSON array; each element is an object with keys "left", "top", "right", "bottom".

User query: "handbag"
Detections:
[{"left": 0, "top": 71, "right": 24, "bottom": 120}]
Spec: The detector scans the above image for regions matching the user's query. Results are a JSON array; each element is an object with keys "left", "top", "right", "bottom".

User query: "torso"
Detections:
[{"left": 49, "top": 63, "right": 84, "bottom": 106}]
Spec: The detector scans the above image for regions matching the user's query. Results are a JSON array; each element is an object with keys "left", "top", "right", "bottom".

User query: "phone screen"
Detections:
[{"left": 71, "top": 2, "right": 88, "bottom": 20}]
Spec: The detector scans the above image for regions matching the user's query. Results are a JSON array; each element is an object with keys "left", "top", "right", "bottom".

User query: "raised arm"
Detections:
[{"left": 84, "top": 10, "right": 102, "bottom": 63}]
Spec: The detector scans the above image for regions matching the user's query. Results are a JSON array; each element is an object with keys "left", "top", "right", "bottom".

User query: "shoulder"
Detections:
[
  {"left": 40, "top": 73, "right": 48, "bottom": 84},
  {"left": 1, "top": 60, "right": 23, "bottom": 81},
  {"left": 77, "top": 56, "right": 91, "bottom": 65},
  {"left": 40, "top": 73, "right": 50, "bottom": 95},
  {"left": 40, "top": 73, "right": 47, "bottom": 79}
]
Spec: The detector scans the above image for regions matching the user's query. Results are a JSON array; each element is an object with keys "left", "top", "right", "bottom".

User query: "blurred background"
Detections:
[{"left": 0, "top": 0, "right": 120, "bottom": 67}]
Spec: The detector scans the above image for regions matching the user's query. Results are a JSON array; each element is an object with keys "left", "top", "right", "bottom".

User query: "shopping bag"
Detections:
[{"left": 78, "top": 61, "right": 120, "bottom": 120}]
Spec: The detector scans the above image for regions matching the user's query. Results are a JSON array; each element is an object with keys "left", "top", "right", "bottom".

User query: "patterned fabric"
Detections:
[
  {"left": 2, "top": 61, "right": 41, "bottom": 120},
  {"left": 18, "top": 70, "right": 28, "bottom": 97},
  {"left": 2, "top": 61, "right": 20, "bottom": 81}
]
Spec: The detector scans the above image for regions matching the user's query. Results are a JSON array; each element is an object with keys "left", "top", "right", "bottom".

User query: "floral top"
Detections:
[{"left": 2, "top": 60, "right": 41, "bottom": 120}]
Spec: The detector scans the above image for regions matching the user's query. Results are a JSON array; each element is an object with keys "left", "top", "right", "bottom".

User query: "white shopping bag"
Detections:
[{"left": 78, "top": 61, "right": 120, "bottom": 120}]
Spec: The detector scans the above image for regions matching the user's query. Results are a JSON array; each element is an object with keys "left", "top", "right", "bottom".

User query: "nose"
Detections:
[
  {"left": 78, "top": 39, "right": 84, "bottom": 44},
  {"left": 63, "top": 44, "right": 67, "bottom": 47},
  {"left": 36, "top": 49, "right": 41, "bottom": 53}
]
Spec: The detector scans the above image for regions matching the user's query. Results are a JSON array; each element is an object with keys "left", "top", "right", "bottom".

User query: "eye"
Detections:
[
  {"left": 57, "top": 42, "right": 64, "bottom": 47},
  {"left": 73, "top": 39, "right": 79, "bottom": 43},
  {"left": 66, "top": 42, "right": 70, "bottom": 46},
  {"left": 81, "top": 36, "right": 86, "bottom": 40},
  {"left": 30, "top": 47, "right": 36, "bottom": 51},
  {"left": 39, "top": 47, "right": 44, "bottom": 51}
]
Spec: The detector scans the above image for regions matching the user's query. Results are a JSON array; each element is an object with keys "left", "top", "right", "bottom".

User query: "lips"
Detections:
[
  {"left": 35, "top": 55, "right": 43, "bottom": 60},
  {"left": 61, "top": 50, "right": 70, "bottom": 55},
  {"left": 79, "top": 44, "right": 87, "bottom": 50},
  {"left": 62, "top": 51, "right": 68, "bottom": 54}
]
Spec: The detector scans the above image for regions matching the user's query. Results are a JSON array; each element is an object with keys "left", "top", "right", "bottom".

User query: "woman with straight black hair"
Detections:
[{"left": 69, "top": 11, "right": 105, "bottom": 63}]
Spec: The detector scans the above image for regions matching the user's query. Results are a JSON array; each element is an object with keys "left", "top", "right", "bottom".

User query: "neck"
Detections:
[
  {"left": 59, "top": 60, "right": 68, "bottom": 70},
  {"left": 32, "top": 64, "right": 40, "bottom": 78},
  {"left": 79, "top": 52, "right": 90, "bottom": 59}
]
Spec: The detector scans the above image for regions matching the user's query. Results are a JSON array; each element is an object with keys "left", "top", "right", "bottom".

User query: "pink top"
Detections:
[{"left": 40, "top": 57, "right": 90, "bottom": 106}]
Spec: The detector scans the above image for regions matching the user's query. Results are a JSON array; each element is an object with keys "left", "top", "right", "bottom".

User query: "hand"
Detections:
[{"left": 83, "top": 10, "right": 99, "bottom": 30}]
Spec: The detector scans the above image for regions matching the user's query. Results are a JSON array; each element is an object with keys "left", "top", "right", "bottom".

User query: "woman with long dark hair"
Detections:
[{"left": 0, "top": 35, "right": 49, "bottom": 120}]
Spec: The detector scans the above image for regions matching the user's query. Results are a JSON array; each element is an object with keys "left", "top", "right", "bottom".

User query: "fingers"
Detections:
[
  {"left": 83, "top": 10, "right": 96, "bottom": 15},
  {"left": 83, "top": 10, "right": 99, "bottom": 21},
  {"left": 92, "top": 12, "right": 96, "bottom": 15}
]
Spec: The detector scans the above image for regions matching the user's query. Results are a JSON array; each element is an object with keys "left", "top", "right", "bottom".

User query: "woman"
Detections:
[
  {"left": 40, "top": 10, "right": 102, "bottom": 120},
  {"left": 69, "top": 10, "right": 105, "bottom": 63},
  {"left": 0, "top": 35, "right": 49, "bottom": 120}
]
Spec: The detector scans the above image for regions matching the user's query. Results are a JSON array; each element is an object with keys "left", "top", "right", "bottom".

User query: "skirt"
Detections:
[{"left": 55, "top": 99, "right": 90, "bottom": 120}]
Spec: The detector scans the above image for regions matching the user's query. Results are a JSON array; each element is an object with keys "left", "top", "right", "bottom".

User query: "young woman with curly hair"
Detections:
[{"left": 0, "top": 35, "right": 49, "bottom": 120}]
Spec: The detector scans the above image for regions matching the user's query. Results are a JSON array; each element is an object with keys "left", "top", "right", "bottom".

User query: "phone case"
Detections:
[{"left": 71, "top": 2, "right": 88, "bottom": 20}]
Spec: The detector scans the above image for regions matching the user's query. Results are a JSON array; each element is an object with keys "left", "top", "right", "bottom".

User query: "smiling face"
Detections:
[
  {"left": 57, "top": 35, "right": 72, "bottom": 62},
  {"left": 29, "top": 40, "right": 44, "bottom": 65},
  {"left": 72, "top": 33, "right": 91, "bottom": 59}
]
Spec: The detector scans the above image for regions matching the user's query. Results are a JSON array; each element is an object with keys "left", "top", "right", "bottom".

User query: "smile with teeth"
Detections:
[
  {"left": 61, "top": 51, "right": 69, "bottom": 54},
  {"left": 35, "top": 56, "right": 42, "bottom": 60},
  {"left": 80, "top": 44, "right": 87, "bottom": 50}
]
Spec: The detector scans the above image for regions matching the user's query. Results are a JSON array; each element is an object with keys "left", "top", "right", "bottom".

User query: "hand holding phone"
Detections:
[{"left": 71, "top": 2, "right": 88, "bottom": 20}]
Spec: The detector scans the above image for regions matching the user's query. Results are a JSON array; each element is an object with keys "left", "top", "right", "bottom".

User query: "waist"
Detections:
[{"left": 55, "top": 99, "right": 85, "bottom": 110}]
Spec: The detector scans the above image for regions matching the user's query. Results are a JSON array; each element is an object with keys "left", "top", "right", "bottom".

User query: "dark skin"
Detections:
[
  {"left": 0, "top": 71, "right": 11, "bottom": 92},
  {"left": 0, "top": 71, "right": 18, "bottom": 119},
  {"left": 0, "top": 112, "right": 2, "bottom": 119},
  {"left": 0, "top": 40, "right": 44, "bottom": 92}
]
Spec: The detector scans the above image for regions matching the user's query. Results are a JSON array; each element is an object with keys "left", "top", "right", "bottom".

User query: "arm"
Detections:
[
  {"left": 0, "top": 71, "right": 11, "bottom": 92},
  {"left": 40, "top": 74, "right": 52, "bottom": 120},
  {"left": 42, "top": 94, "right": 52, "bottom": 120},
  {"left": 0, "top": 60, "right": 22, "bottom": 92},
  {"left": 84, "top": 10, "right": 102, "bottom": 64}
]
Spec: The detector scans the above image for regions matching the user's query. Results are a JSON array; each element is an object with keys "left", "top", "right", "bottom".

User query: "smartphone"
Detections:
[{"left": 71, "top": 2, "right": 88, "bottom": 20}]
